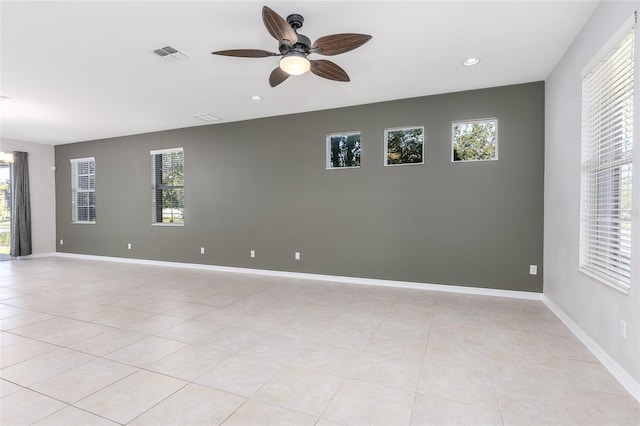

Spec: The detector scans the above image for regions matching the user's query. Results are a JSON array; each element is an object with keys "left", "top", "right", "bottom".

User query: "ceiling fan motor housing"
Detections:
[{"left": 286, "top": 14, "right": 304, "bottom": 30}]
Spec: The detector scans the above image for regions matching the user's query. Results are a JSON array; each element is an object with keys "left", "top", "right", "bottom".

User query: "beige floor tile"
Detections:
[
  {"left": 0, "top": 331, "right": 29, "bottom": 347},
  {"left": 0, "top": 347, "right": 95, "bottom": 387},
  {"left": 1, "top": 258, "right": 636, "bottom": 426},
  {"left": 418, "top": 356, "right": 499, "bottom": 409},
  {"left": 290, "top": 343, "right": 361, "bottom": 376},
  {"left": 196, "top": 326, "right": 265, "bottom": 353},
  {"left": 90, "top": 309, "right": 155, "bottom": 328},
  {"left": 540, "top": 332, "right": 598, "bottom": 362},
  {"left": 0, "top": 338, "right": 58, "bottom": 368},
  {"left": 497, "top": 385, "right": 597, "bottom": 425},
  {"left": 8, "top": 317, "right": 86, "bottom": 339},
  {"left": 1, "top": 378, "right": 23, "bottom": 397},
  {"left": 322, "top": 378, "right": 415, "bottom": 426},
  {"left": 254, "top": 366, "right": 343, "bottom": 416},
  {"left": 74, "top": 370, "right": 186, "bottom": 424},
  {"left": 154, "top": 319, "right": 220, "bottom": 343},
  {"left": 410, "top": 393, "right": 504, "bottom": 425},
  {"left": 103, "top": 335, "right": 187, "bottom": 367},
  {"left": 129, "top": 383, "right": 245, "bottom": 426},
  {"left": 273, "top": 319, "right": 331, "bottom": 339},
  {"left": 123, "top": 314, "right": 187, "bottom": 334},
  {"left": 147, "top": 344, "right": 232, "bottom": 381},
  {"left": 579, "top": 389, "right": 640, "bottom": 426},
  {"left": 365, "top": 336, "right": 426, "bottom": 360},
  {"left": 33, "top": 406, "right": 120, "bottom": 426},
  {"left": 432, "top": 305, "right": 482, "bottom": 328},
  {"left": 36, "top": 321, "right": 113, "bottom": 347},
  {"left": 373, "top": 317, "right": 430, "bottom": 342},
  {"left": 556, "top": 357, "right": 628, "bottom": 394},
  {"left": 315, "top": 419, "right": 348, "bottom": 426},
  {"left": 64, "top": 304, "right": 131, "bottom": 322},
  {"left": 222, "top": 399, "right": 317, "bottom": 426},
  {"left": 154, "top": 302, "right": 215, "bottom": 319},
  {"left": 317, "top": 323, "right": 375, "bottom": 350},
  {"left": 195, "top": 353, "right": 282, "bottom": 397},
  {"left": 239, "top": 333, "right": 310, "bottom": 364},
  {"left": 32, "top": 358, "right": 137, "bottom": 403},
  {"left": 428, "top": 322, "right": 485, "bottom": 346},
  {"left": 69, "top": 328, "right": 147, "bottom": 356},
  {"left": 350, "top": 350, "right": 422, "bottom": 391},
  {"left": 0, "top": 310, "right": 54, "bottom": 330},
  {"left": 0, "top": 388, "right": 67, "bottom": 426}
]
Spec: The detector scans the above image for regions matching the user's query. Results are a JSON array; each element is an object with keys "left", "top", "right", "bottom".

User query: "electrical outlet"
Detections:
[
  {"left": 619, "top": 319, "right": 627, "bottom": 339},
  {"left": 127, "top": 243, "right": 132, "bottom": 250},
  {"left": 529, "top": 265, "right": 537, "bottom": 275},
  {"left": 250, "top": 250, "right": 255, "bottom": 258},
  {"left": 59, "top": 239, "right": 64, "bottom": 246},
  {"left": 295, "top": 252, "right": 301, "bottom": 260},
  {"left": 200, "top": 247, "right": 205, "bottom": 254}
]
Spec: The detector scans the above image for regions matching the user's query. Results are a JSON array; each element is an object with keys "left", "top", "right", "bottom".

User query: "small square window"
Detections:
[{"left": 452, "top": 119, "right": 498, "bottom": 162}]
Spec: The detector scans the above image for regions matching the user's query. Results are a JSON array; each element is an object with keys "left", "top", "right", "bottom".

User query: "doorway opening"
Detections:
[{"left": 0, "top": 161, "right": 11, "bottom": 260}]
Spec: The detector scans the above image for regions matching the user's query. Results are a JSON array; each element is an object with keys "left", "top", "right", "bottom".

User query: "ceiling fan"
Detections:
[{"left": 212, "top": 6, "right": 372, "bottom": 87}]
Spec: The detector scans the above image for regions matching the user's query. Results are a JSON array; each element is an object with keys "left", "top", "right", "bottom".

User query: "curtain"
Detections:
[{"left": 10, "top": 152, "right": 31, "bottom": 257}]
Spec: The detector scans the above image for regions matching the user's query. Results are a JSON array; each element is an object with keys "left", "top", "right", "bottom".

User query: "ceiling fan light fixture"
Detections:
[{"left": 280, "top": 53, "right": 310, "bottom": 75}]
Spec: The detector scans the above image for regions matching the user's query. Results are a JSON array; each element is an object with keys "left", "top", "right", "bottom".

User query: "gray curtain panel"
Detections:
[{"left": 10, "top": 151, "right": 32, "bottom": 257}]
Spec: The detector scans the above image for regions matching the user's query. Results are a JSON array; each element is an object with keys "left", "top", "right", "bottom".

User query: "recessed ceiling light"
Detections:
[
  {"left": 250, "top": 95, "right": 263, "bottom": 101},
  {"left": 193, "top": 113, "right": 221, "bottom": 122},
  {"left": 462, "top": 57, "right": 481, "bottom": 66}
]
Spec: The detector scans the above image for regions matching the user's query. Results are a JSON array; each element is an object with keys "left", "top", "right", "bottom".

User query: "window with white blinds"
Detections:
[
  {"left": 151, "top": 148, "right": 184, "bottom": 225},
  {"left": 579, "top": 17, "right": 635, "bottom": 293},
  {"left": 70, "top": 157, "right": 96, "bottom": 223}
]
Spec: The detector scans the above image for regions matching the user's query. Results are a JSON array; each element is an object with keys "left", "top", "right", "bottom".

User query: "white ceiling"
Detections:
[{"left": 0, "top": 1, "right": 599, "bottom": 145}]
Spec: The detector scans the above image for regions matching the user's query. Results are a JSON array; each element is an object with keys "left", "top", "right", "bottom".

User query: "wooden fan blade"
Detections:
[
  {"left": 262, "top": 6, "right": 298, "bottom": 45},
  {"left": 309, "top": 60, "right": 350, "bottom": 82},
  {"left": 311, "top": 33, "right": 372, "bottom": 56},
  {"left": 269, "top": 67, "right": 290, "bottom": 87},
  {"left": 212, "top": 49, "right": 279, "bottom": 58}
]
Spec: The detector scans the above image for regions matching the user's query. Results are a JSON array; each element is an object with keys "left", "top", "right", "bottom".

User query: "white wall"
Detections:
[
  {"left": 545, "top": 0, "right": 639, "bottom": 396},
  {"left": 0, "top": 138, "right": 56, "bottom": 255}
]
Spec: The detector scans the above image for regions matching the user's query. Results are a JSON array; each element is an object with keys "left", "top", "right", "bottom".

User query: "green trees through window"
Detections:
[
  {"left": 452, "top": 119, "right": 497, "bottom": 162},
  {"left": 152, "top": 149, "right": 184, "bottom": 224}
]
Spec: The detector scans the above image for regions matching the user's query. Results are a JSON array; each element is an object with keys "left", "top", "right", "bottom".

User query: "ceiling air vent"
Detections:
[
  {"left": 153, "top": 45, "right": 190, "bottom": 60},
  {"left": 193, "top": 113, "right": 221, "bottom": 122}
]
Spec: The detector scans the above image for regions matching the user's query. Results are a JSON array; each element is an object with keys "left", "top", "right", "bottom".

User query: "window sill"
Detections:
[
  {"left": 578, "top": 267, "right": 630, "bottom": 295},
  {"left": 72, "top": 221, "right": 96, "bottom": 225},
  {"left": 151, "top": 223, "right": 184, "bottom": 227}
]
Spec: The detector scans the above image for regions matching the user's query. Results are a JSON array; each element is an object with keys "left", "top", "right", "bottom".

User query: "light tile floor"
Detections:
[{"left": 1, "top": 257, "right": 638, "bottom": 426}]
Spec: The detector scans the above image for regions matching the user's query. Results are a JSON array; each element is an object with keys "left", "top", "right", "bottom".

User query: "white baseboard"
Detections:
[
  {"left": 24, "top": 252, "right": 58, "bottom": 259},
  {"left": 543, "top": 295, "right": 640, "bottom": 402},
  {"left": 52, "top": 252, "right": 543, "bottom": 301}
]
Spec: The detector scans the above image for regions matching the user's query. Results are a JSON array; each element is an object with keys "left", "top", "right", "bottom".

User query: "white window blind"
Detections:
[
  {"left": 579, "top": 18, "right": 635, "bottom": 293},
  {"left": 151, "top": 148, "right": 184, "bottom": 225},
  {"left": 70, "top": 157, "right": 96, "bottom": 223}
]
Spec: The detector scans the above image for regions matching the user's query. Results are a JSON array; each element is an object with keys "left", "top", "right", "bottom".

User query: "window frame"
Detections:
[
  {"left": 70, "top": 157, "right": 96, "bottom": 224},
  {"left": 578, "top": 14, "right": 635, "bottom": 294},
  {"left": 151, "top": 147, "right": 185, "bottom": 226}
]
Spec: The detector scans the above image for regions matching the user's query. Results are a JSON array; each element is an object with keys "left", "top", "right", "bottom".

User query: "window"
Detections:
[
  {"left": 579, "top": 17, "right": 635, "bottom": 293},
  {"left": 70, "top": 157, "right": 96, "bottom": 223},
  {"left": 151, "top": 148, "right": 184, "bottom": 225},
  {"left": 452, "top": 118, "right": 498, "bottom": 162}
]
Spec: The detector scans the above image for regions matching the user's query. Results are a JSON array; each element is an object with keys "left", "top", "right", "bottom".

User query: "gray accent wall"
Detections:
[{"left": 56, "top": 82, "right": 544, "bottom": 292}]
